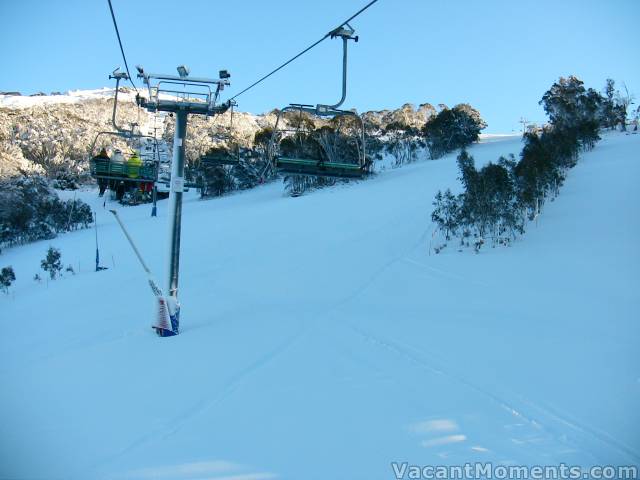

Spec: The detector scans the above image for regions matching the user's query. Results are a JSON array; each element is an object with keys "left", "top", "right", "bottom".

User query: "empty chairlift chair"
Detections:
[
  {"left": 266, "top": 25, "right": 370, "bottom": 181},
  {"left": 271, "top": 106, "right": 367, "bottom": 179},
  {"left": 199, "top": 148, "right": 240, "bottom": 167}
]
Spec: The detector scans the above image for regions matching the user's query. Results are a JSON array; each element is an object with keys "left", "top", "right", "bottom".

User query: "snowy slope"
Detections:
[
  {"left": 0, "top": 133, "right": 638, "bottom": 479},
  {"left": 0, "top": 88, "right": 131, "bottom": 109}
]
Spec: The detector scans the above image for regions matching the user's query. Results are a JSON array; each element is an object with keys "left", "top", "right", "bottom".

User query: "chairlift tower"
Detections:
[{"left": 135, "top": 65, "right": 231, "bottom": 336}]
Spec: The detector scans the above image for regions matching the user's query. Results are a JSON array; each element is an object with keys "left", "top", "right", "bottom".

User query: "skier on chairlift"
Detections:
[
  {"left": 95, "top": 148, "right": 111, "bottom": 196},
  {"left": 127, "top": 151, "right": 142, "bottom": 179}
]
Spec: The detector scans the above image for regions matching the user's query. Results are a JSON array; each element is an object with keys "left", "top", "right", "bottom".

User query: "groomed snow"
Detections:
[{"left": 0, "top": 133, "right": 638, "bottom": 479}]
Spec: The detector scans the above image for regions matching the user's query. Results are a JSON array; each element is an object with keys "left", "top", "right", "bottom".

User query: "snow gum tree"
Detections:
[
  {"left": 383, "top": 121, "right": 423, "bottom": 167},
  {"left": 432, "top": 76, "right": 611, "bottom": 252},
  {"left": 422, "top": 104, "right": 487, "bottom": 159}
]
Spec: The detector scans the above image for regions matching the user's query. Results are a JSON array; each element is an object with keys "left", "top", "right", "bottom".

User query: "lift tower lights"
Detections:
[{"left": 136, "top": 65, "right": 231, "bottom": 337}]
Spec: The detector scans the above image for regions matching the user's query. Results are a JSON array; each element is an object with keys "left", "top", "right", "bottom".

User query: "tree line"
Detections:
[{"left": 431, "top": 76, "right": 632, "bottom": 253}]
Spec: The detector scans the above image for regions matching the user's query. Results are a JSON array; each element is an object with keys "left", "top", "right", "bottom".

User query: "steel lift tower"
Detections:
[{"left": 135, "top": 65, "right": 231, "bottom": 336}]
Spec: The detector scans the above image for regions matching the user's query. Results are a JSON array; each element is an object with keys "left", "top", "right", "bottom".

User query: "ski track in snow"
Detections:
[
  {"left": 90, "top": 326, "right": 309, "bottom": 474},
  {"left": 346, "top": 323, "right": 639, "bottom": 465}
]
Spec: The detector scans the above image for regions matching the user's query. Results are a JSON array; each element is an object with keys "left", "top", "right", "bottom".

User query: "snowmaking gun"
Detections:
[{"left": 109, "top": 210, "right": 179, "bottom": 337}]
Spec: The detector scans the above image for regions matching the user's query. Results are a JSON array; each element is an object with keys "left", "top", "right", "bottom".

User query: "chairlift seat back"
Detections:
[{"left": 275, "top": 156, "right": 366, "bottom": 179}]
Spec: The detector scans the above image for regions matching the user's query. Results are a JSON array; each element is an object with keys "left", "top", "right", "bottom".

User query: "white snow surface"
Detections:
[
  {"left": 0, "top": 88, "right": 132, "bottom": 109},
  {"left": 1, "top": 88, "right": 212, "bottom": 110},
  {"left": 1, "top": 133, "right": 639, "bottom": 479}
]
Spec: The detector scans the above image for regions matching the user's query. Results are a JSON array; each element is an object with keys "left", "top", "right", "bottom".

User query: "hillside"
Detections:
[
  {"left": 0, "top": 89, "right": 439, "bottom": 179},
  {"left": 0, "top": 131, "right": 638, "bottom": 479}
]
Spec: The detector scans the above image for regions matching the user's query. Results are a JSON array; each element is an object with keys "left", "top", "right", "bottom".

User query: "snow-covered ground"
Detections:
[
  {"left": 0, "top": 88, "right": 132, "bottom": 109},
  {"left": 0, "top": 88, "right": 209, "bottom": 110},
  {"left": 0, "top": 133, "right": 638, "bottom": 479}
]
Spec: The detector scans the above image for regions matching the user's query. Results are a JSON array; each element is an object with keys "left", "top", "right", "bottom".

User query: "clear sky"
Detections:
[{"left": 0, "top": 0, "right": 638, "bottom": 132}]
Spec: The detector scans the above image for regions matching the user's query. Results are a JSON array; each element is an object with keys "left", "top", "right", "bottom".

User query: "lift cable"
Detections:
[
  {"left": 230, "top": 0, "right": 380, "bottom": 101},
  {"left": 107, "top": 0, "right": 138, "bottom": 93}
]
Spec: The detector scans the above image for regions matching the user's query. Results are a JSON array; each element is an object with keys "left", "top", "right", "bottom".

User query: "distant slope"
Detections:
[{"left": 0, "top": 133, "right": 638, "bottom": 479}]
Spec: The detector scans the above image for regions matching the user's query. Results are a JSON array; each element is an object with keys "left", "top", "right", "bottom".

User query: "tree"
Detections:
[
  {"left": 231, "top": 161, "right": 260, "bottom": 190},
  {"left": 455, "top": 151, "right": 517, "bottom": 241},
  {"left": 615, "top": 83, "right": 635, "bottom": 131},
  {"left": 197, "top": 147, "right": 236, "bottom": 198},
  {"left": 41, "top": 247, "right": 62, "bottom": 280},
  {"left": 383, "top": 122, "right": 422, "bottom": 166},
  {"left": 602, "top": 78, "right": 618, "bottom": 129},
  {"left": 431, "top": 189, "right": 461, "bottom": 240},
  {"left": 254, "top": 127, "right": 275, "bottom": 164},
  {"left": 540, "top": 76, "right": 587, "bottom": 129},
  {"left": 200, "top": 165, "right": 234, "bottom": 197},
  {"left": 599, "top": 79, "right": 633, "bottom": 131},
  {"left": 540, "top": 76, "right": 602, "bottom": 150},
  {"left": 422, "top": 104, "right": 486, "bottom": 158},
  {"left": 0, "top": 266, "right": 16, "bottom": 294},
  {"left": 431, "top": 76, "right": 615, "bottom": 252},
  {"left": 576, "top": 88, "right": 602, "bottom": 150},
  {"left": 432, "top": 150, "right": 524, "bottom": 251}
]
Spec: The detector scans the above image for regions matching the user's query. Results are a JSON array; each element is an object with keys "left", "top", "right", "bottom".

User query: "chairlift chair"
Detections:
[
  {"left": 89, "top": 131, "right": 159, "bottom": 183},
  {"left": 200, "top": 150, "right": 240, "bottom": 167},
  {"left": 270, "top": 105, "right": 367, "bottom": 179},
  {"left": 88, "top": 130, "right": 161, "bottom": 201},
  {"left": 88, "top": 69, "right": 162, "bottom": 197},
  {"left": 198, "top": 101, "right": 242, "bottom": 167},
  {"left": 265, "top": 24, "right": 370, "bottom": 180}
]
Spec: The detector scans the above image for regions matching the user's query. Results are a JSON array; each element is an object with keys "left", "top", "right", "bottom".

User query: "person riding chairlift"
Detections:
[
  {"left": 110, "top": 150, "right": 127, "bottom": 201},
  {"left": 95, "top": 148, "right": 110, "bottom": 196},
  {"left": 111, "top": 149, "right": 125, "bottom": 164},
  {"left": 127, "top": 151, "right": 142, "bottom": 179}
]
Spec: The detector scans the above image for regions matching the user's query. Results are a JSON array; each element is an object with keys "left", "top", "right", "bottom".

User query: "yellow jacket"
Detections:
[{"left": 127, "top": 152, "right": 142, "bottom": 178}]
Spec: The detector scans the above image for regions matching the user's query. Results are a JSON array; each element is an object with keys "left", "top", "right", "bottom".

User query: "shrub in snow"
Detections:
[
  {"left": 231, "top": 160, "right": 261, "bottom": 191},
  {"left": 52, "top": 172, "right": 79, "bottom": 190},
  {"left": 0, "top": 266, "right": 15, "bottom": 294},
  {"left": 41, "top": 247, "right": 62, "bottom": 280},
  {"left": 0, "top": 175, "right": 93, "bottom": 248},
  {"left": 432, "top": 150, "right": 524, "bottom": 251}
]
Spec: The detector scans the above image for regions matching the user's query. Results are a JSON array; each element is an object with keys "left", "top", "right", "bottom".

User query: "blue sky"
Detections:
[{"left": 0, "top": 0, "right": 638, "bottom": 132}]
